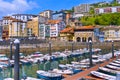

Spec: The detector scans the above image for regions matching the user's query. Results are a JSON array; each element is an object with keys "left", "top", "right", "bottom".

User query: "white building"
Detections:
[
  {"left": 39, "top": 10, "right": 53, "bottom": 19},
  {"left": 39, "top": 20, "right": 66, "bottom": 40},
  {"left": 48, "top": 20, "right": 65, "bottom": 40},
  {"left": 95, "top": 6, "right": 120, "bottom": 14}
]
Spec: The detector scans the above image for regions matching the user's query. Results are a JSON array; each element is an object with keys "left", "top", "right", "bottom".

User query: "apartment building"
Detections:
[
  {"left": 39, "top": 24, "right": 50, "bottom": 39},
  {"left": 74, "top": 4, "right": 90, "bottom": 18},
  {"left": 95, "top": 6, "right": 120, "bottom": 14},
  {"left": 103, "top": 26, "right": 120, "bottom": 41},
  {"left": 39, "top": 10, "right": 53, "bottom": 19},
  {"left": 26, "top": 17, "right": 39, "bottom": 37},
  {"left": 12, "top": 14, "right": 37, "bottom": 22},
  {"left": 48, "top": 20, "right": 66, "bottom": 40}
]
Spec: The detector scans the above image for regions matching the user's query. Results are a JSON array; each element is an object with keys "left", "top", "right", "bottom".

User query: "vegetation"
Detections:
[
  {"left": 80, "top": 13, "right": 120, "bottom": 26},
  {"left": 91, "top": 0, "right": 120, "bottom": 8}
]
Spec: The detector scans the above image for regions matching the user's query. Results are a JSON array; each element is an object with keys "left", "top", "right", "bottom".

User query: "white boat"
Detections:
[
  {"left": 53, "top": 69, "right": 73, "bottom": 75},
  {"left": 113, "top": 60, "right": 120, "bottom": 64},
  {"left": 99, "top": 67, "right": 120, "bottom": 74},
  {"left": 31, "top": 52, "right": 43, "bottom": 58},
  {"left": 91, "top": 71, "right": 116, "bottom": 80},
  {"left": 36, "top": 70, "right": 62, "bottom": 80},
  {"left": 4, "top": 78, "right": 14, "bottom": 80},
  {"left": 109, "top": 62, "right": 120, "bottom": 67},
  {"left": 0, "top": 54, "right": 9, "bottom": 61},
  {"left": 4, "top": 77, "right": 42, "bottom": 80},
  {"left": 20, "top": 59, "right": 31, "bottom": 64},
  {"left": 21, "top": 77, "right": 42, "bottom": 80},
  {"left": 106, "top": 64, "right": 120, "bottom": 70}
]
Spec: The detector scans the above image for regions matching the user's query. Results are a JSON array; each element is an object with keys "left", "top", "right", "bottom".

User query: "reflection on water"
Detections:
[
  {"left": 0, "top": 63, "right": 45, "bottom": 80},
  {"left": 0, "top": 51, "right": 95, "bottom": 80}
]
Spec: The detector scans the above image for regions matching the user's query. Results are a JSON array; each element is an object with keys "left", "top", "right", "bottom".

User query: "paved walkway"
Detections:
[{"left": 65, "top": 58, "right": 115, "bottom": 80}]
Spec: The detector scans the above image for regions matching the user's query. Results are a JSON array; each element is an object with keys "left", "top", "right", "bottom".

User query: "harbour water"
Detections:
[{"left": 0, "top": 49, "right": 101, "bottom": 80}]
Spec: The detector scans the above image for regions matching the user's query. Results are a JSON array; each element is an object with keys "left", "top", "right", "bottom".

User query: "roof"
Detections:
[
  {"left": 60, "top": 27, "right": 74, "bottom": 33},
  {"left": 47, "top": 20, "right": 61, "bottom": 24},
  {"left": 3, "top": 16, "right": 23, "bottom": 22},
  {"left": 75, "top": 26, "right": 94, "bottom": 30}
]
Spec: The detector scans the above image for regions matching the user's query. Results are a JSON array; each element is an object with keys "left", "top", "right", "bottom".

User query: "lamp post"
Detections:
[
  {"left": 89, "top": 40, "right": 93, "bottom": 67},
  {"left": 112, "top": 41, "right": 114, "bottom": 58},
  {"left": 10, "top": 41, "right": 13, "bottom": 60},
  {"left": 71, "top": 42, "right": 74, "bottom": 52},
  {"left": 14, "top": 39, "right": 20, "bottom": 80},
  {"left": 49, "top": 42, "right": 51, "bottom": 56}
]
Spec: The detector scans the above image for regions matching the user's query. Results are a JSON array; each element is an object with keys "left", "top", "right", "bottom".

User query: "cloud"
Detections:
[{"left": 0, "top": 0, "right": 38, "bottom": 18}]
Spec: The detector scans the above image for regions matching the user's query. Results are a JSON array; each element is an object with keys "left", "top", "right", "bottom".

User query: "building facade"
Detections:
[
  {"left": 48, "top": 20, "right": 66, "bottom": 40},
  {"left": 74, "top": 4, "right": 90, "bottom": 18},
  {"left": 103, "top": 26, "right": 120, "bottom": 41},
  {"left": 12, "top": 14, "right": 37, "bottom": 22},
  {"left": 60, "top": 27, "right": 74, "bottom": 41},
  {"left": 9, "top": 19, "right": 23, "bottom": 38},
  {"left": 26, "top": 17, "right": 39, "bottom": 37},
  {"left": 95, "top": 6, "right": 120, "bottom": 14},
  {"left": 74, "top": 26, "right": 95, "bottom": 42},
  {"left": 39, "top": 10, "right": 53, "bottom": 19},
  {"left": 52, "top": 10, "right": 66, "bottom": 22},
  {"left": 39, "top": 24, "right": 50, "bottom": 39}
]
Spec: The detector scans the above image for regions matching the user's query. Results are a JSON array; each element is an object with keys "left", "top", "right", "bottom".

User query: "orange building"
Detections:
[
  {"left": 26, "top": 17, "right": 39, "bottom": 37},
  {"left": 60, "top": 27, "right": 74, "bottom": 41}
]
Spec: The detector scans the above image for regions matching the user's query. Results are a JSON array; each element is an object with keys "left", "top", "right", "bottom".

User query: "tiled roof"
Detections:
[
  {"left": 75, "top": 26, "right": 94, "bottom": 30},
  {"left": 3, "top": 16, "right": 22, "bottom": 22},
  {"left": 47, "top": 20, "right": 61, "bottom": 24},
  {"left": 60, "top": 27, "right": 74, "bottom": 33}
]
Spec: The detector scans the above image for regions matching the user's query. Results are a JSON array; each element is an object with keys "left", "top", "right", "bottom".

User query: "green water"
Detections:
[{"left": 0, "top": 51, "right": 99, "bottom": 80}]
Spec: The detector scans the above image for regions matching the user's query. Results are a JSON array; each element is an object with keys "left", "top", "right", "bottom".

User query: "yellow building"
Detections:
[
  {"left": 26, "top": 17, "right": 39, "bottom": 37},
  {"left": 60, "top": 27, "right": 74, "bottom": 41}
]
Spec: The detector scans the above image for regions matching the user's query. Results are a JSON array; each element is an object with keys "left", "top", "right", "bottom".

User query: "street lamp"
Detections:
[
  {"left": 10, "top": 41, "right": 13, "bottom": 60},
  {"left": 71, "top": 42, "right": 74, "bottom": 52},
  {"left": 89, "top": 40, "right": 93, "bottom": 67},
  {"left": 112, "top": 40, "right": 114, "bottom": 58},
  {"left": 49, "top": 42, "right": 51, "bottom": 56},
  {"left": 14, "top": 39, "right": 20, "bottom": 80}
]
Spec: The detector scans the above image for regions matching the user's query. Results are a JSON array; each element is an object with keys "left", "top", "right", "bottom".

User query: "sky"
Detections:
[{"left": 0, "top": 0, "right": 112, "bottom": 19}]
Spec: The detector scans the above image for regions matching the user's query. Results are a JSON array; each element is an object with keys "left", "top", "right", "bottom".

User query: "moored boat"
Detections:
[
  {"left": 109, "top": 62, "right": 120, "bottom": 67},
  {"left": 90, "top": 71, "right": 116, "bottom": 80},
  {"left": 0, "top": 54, "right": 9, "bottom": 62},
  {"left": 36, "top": 70, "right": 62, "bottom": 80},
  {"left": 106, "top": 64, "right": 120, "bottom": 70},
  {"left": 53, "top": 68, "right": 73, "bottom": 75},
  {"left": 99, "top": 67, "right": 120, "bottom": 76}
]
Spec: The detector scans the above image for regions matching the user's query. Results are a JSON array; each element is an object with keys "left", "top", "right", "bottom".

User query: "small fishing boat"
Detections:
[
  {"left": 109, "top": 62, "right": 120, "bottom": 67},
  {"left": 0, "top": 54, "right": 9, "bottom": 62},
  {"left": 106, "top": 64, "right": 120, "bottom": 70},
  {"left": 20, "top": 59, "right": 31, "bottom": 65},
  {"left": 21, "top": 77, "right": 42, "bottom": 80},
  {"left": 113, "top": 60, "right": 120, "bottom": 64},
  {"left": 31, "top": 52, "right": 43, "bottom": 58},
  {"left": 36, "top": 70, "right": 62, "bottom": 80},
  {"left": 4, "top": 78, "right": 14, "bottom": 80},
  {"left": 53, "top": 69, "right": 73, "bottom": 75},
  {"left": 4, "top": 77, "right": 42, "bottom": 80},
  {"left": 99, "top": 67, "right": 120, "bottom": 75},
  {"left": 91, "top": 71, "right": 116, "bottom": 80},
  {"left": 0, "top": 62, "right": 8, "bottom": 68}
]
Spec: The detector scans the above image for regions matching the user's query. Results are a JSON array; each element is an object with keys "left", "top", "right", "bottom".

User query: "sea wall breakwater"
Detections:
[{"left": 0, "top": 41, "right": 120, "bottom": 55}]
